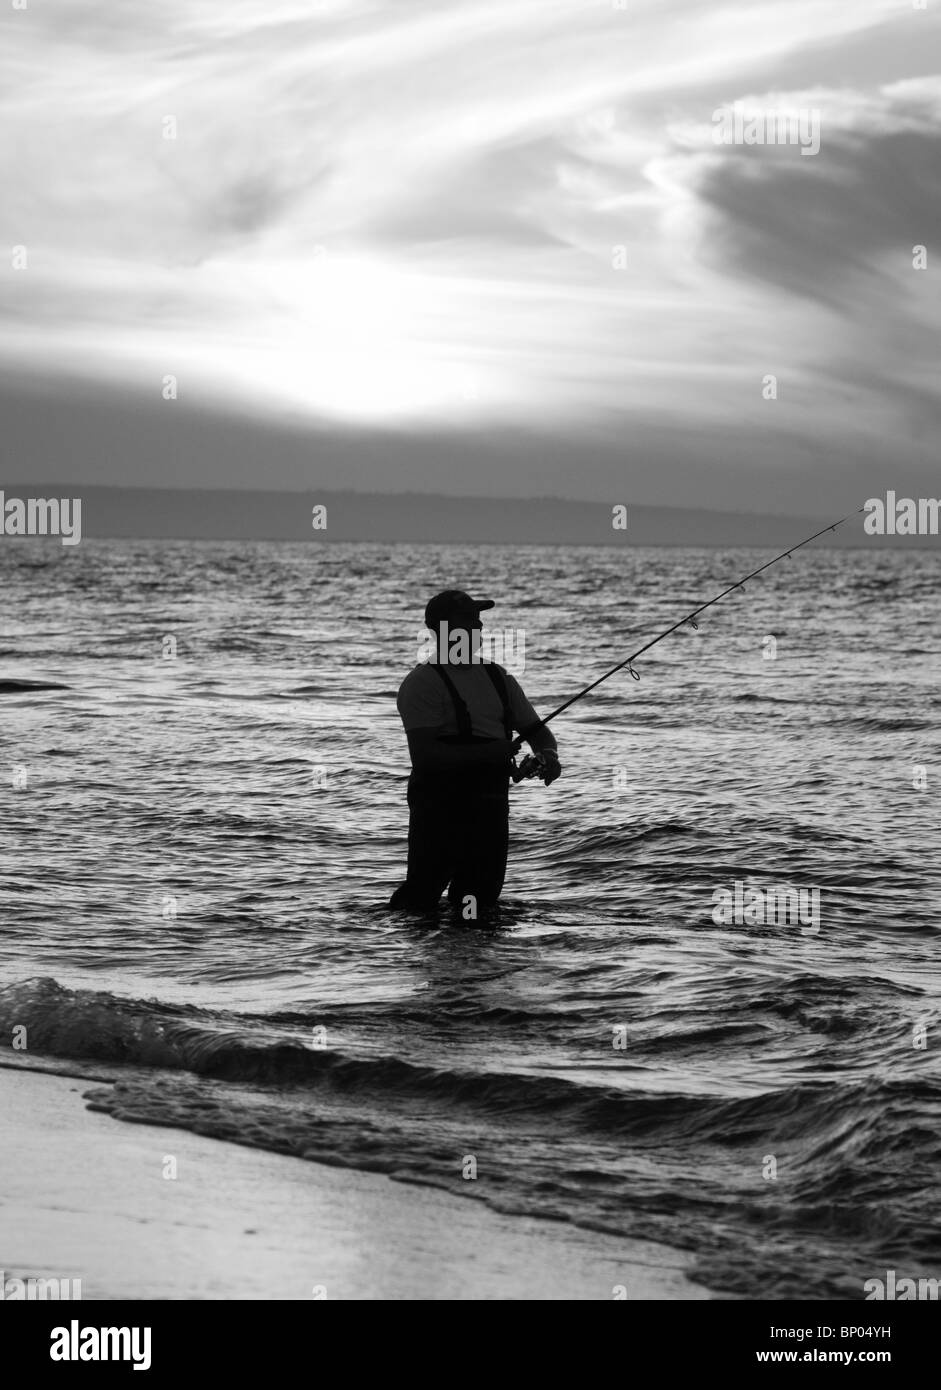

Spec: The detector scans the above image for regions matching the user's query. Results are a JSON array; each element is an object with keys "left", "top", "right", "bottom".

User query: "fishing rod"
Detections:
[{"left": 511, "top": 508, "right": 863, "bottom": 781}]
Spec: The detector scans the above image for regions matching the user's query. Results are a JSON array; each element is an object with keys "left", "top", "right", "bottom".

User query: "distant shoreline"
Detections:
[{"left": 2, "top": 485, "right": 934, "bottom": 548}]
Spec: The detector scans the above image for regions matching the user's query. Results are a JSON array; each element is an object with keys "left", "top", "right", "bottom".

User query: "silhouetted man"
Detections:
[{"left": 390, "top": 590, "right": 561, "bottom": 913}]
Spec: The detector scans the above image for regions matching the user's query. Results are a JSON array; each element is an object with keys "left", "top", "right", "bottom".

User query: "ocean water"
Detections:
[{"left": 1, "top": 537, "right": 939, "bottom": 1298}]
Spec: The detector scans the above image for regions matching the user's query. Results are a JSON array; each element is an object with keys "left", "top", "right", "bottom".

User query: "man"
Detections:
[{"left": 390, "top": 589, "right": 561, "bottom": 914}]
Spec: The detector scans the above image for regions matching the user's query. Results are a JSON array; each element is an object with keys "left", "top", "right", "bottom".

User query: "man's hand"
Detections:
[
  {"left": 516, "top": 749, "right": 562, "bottom": 784},
  {"left": 538, "top": 749, "right": 562, "bottom": 785}
]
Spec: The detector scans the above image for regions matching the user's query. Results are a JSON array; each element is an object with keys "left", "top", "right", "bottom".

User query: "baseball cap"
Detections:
[{"left": 424, "top": 589, "right": 495, "bottom": 629}]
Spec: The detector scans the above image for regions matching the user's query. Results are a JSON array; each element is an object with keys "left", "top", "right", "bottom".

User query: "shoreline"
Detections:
[{"left": 0, "top": 1063, "right": 712, "bottom": 1300}]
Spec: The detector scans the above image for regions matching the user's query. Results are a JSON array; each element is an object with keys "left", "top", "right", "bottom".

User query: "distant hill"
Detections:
[{"left": 1, "top": 485, "right": 928, "bottom": 548}]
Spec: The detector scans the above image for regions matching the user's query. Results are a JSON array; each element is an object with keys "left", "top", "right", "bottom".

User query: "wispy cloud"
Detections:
[{"left": 1, "top": 0, "right": 938, "bottom": 506}]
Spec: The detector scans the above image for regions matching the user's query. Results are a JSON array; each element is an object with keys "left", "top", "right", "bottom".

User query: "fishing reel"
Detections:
[
  {"left": 511, "top": 752, "right": 545, "bottom": 783},
  {"left": 510, "top": 747, "right": 561, "bottom": 784}
]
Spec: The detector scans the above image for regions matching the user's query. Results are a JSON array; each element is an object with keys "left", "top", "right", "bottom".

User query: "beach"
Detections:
[{"left": 0, "top": 1063, "right": 709, "bottom": 1301}]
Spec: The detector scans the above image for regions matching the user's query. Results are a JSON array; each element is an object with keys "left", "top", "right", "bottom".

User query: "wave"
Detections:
[
  {"left": 731, "top": 691, "right": 802, "bottom": 704},
  {"left": 842, "top": 716, "right": 933, "bottom": 732},
  {"left": 552, "top": 822, "right": 698, "bottom": 857},
  {"left": 0, "top": 976, "right": 932, "bottom": 1139},
  {"left": 0, "top": 678, "right": 70, "bottom": 693},
  {"left": 3, "top": 976, "right": 939, "bottom": 1298}
]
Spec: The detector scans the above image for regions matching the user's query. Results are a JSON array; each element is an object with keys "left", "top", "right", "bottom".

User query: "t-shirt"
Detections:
[{"left": 397, "top": 662, "right": 540, "bottom": 740}]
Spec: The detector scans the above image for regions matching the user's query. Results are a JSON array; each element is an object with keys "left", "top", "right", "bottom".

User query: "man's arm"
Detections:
[
  {"left": 406, "top": 727, "right": 514, "bottom": 775},
  {"left": 506, "top": 672, "right": 561, "bottom": 784},
  {"left": 519, "top": 720, "right": 557, "bottom": 757}
]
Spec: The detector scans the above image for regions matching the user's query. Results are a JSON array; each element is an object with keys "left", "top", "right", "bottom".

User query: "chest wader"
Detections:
[{"left": 390, "top": 665, "right": 513, "bottom": 913}]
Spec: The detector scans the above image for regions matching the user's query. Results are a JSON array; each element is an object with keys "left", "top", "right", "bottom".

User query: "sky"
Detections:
[{"left": 1, "top": 0, "right": 939, "bottom": 511}]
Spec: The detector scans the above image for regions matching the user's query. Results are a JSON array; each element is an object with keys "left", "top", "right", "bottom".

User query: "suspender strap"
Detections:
[
  {"left": 427, "top": 662, "right": 514, "bottom": 741},
  {"left": 483, "top": 663, "right": 514, "bottom": 740},
  {"left": 427, "top": 663, "right": 473, "bottom": 740}
]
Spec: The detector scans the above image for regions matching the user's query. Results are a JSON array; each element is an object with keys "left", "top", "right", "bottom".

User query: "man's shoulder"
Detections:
[
  {"left": 397, "top": 663, "right": 450, "bottom": 729},
  {"left": 398, "top": 664, "right": 445, "bottom": 699},
  {"left": 400, "top": 662, "right": 440, "bottom": 685},
  {"left": 477, "top": 660, "right": 511, "bottom": 690},
  {"left": 485, "top": 662, "right": 522, "bottom": 692}
]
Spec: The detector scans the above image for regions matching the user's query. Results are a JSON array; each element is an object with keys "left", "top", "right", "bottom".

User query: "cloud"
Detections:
[
  {"left": 1, "top": 0, "right": 939, "bottom": 506},
  {"left": 671, "top": 81, "right": 941, "bottom": 296}
]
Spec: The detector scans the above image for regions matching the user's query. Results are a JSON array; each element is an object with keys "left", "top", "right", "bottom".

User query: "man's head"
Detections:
[
  {"left": 424, "top": 590, "right": 494, "bottom": 662},
  {"left": 424, "top": 590, "right": 494, "bottom": 631}
]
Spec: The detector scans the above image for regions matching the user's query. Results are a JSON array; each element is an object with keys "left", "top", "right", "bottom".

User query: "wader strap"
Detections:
[
  {"left": 427, "top": 663, "right": 473, "bottom": 740},
  {"left": 483, "top": 663, "right": 514, "bottom": 741},
  {"left": 427, "top": 662, "right": 514, "bottom": 741}
]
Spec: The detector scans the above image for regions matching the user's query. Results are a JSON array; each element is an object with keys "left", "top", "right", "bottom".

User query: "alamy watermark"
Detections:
[
  {"left": 711, "top": 880, "right": 820, "bottom": 933},
  {"left": 50, "top": 1321, "right": 151, "bottom": 1370},
  {"left": 712, "top": 101, "right": 821, "bottom": 157},
  {"left": 864, "top": 492, "right": 939, "bottom": 536},
  {"left": 1, "top": 1271, "right": 82, "bottom": 1300},
  {"left": 417, "top": 622, "right": 526, "bottom": 675},
  {"left": 0, "top": 492, "right": 82, "bottom": 545},
  {"left": 864, "top": 1270, "right": 940, "bottom": 1300}
]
